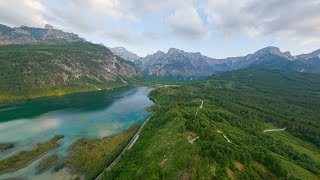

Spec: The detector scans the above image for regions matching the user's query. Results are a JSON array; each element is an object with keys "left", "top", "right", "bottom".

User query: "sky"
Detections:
[{"left": 0, "top": 0, "right": 320, "bottom": 58}]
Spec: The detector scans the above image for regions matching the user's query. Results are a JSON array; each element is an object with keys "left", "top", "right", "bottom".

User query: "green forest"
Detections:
[{"left": 103, "top": 68, "right": 320, "bottom": 179}]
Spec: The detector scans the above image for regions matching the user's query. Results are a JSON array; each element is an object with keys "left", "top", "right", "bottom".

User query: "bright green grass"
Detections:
[
  {"left": 269, "top": 131, "right": 320, "bottom": 165},
  {"left": 274, "top": 154, "right": 319, "bottom": 180},
  {"left": 103, "top": 115, "right": 214, "bottom": 179}
]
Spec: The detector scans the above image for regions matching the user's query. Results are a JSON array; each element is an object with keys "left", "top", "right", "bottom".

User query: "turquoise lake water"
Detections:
[{"left": 0, "top": 87, "right": 153, "bottom": 179}]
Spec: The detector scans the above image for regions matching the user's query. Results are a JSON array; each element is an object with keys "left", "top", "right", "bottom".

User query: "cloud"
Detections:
[
  {"left": 204, "top": 0, "right": 320, "bottom": 44},
  {"left": 1, "top": 0, "right": 319, "bottom": 48},
  {"left": 126, "top": 0, "right": 170, "bottom": 15},
  {"left": 102, "top": 29, "right": 164, "bottom": 45},
  {"left": 0, "top": 0, "right": 47, "bottom": 27},
  {"left": 103, "top": 29, "right": 136, "bottom": 44},
  {"left": 70, "top": 0, "right": 137, "bottom": 21},
  {"left": 47, "top": 0, "right": 209, "bottom": 42},
  {"left": 168, "top": 0, "right": 209, "bottom": 40}
]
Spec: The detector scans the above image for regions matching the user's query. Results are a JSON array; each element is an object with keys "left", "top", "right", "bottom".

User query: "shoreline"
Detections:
[{"left": 0, "top": 84, "right": 131, "bottom": 107}]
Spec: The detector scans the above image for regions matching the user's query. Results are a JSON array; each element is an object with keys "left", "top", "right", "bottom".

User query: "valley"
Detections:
[
  {"left": 103, "top": 69, "right": 320, "bottom": 179},
  {"left": 0, "top": 24, "right": 319, "bottom": 180}
]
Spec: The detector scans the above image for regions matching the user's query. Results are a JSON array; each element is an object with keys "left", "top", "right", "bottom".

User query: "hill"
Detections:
[
  {"left": 0, "top": 42, "right": 141, "bottom": 104},
  {"left": 103, "top": 68, "right": 320, "bottom": 179}
]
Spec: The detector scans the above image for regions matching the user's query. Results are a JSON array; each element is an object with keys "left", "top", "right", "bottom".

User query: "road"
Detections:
[
  {"left": 195, "top": 99, "right": 203, "bottom": 116},
  {"left": 95, "top": 116, "right": 152, "bottom": 180},
  {"left": 263, "top": 127, "right": 286, "bottom": 133}
]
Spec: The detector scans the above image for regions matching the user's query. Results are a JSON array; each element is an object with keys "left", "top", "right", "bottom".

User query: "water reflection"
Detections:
[
  {"left": 0, "top": 87, "right": 153, "bottom": 179},
  {"left": 0, "top": 86, "right": 138, "bottom": 122}
]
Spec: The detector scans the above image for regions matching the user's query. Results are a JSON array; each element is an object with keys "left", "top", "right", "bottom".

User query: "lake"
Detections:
[{"left": 0, "top": 87, "right": 153, "bottom": 179}]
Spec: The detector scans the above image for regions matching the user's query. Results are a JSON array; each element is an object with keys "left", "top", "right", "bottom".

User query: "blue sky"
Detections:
[{"left": 1, "top": 0, "right": 320, "bottom": 58}]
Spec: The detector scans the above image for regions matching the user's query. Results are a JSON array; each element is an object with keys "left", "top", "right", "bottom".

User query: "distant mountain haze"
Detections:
[{"left": 111, "top": 45, "right": 320, "bottom": 80}]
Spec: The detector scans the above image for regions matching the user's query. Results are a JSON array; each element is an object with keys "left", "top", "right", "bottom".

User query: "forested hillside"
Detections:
[
  {"left": 0, "top": 42, "right": 141, "bottom": 104},
  {"left": 104, "top": 68, "right": 320, "bottom": 179}
]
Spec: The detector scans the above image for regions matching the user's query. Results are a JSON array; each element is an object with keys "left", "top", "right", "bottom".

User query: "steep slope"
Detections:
[
  {"left": 0, "top": 24, "right": 85, "bottom": 44},
  {"left": 109, "top": 47, "right": 140, "bottom": 62},
  {"left": 103, "top": 68, "right": 320, "bottom": 179},
  {"left": 0, "top": 42, "right": 140, "bottom": 104},
  {"left": 297, "top": 49, "right": 320, "bottom": 59}
]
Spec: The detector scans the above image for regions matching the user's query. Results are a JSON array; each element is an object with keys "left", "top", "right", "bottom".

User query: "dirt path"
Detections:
[
  {"left": 195, "top": 99, "right": 203, "bottom": 116},
  {"left": 188, "top": 136, "right": 199, "bottom": 144},
  {"left": 263, "top": 128, "right": 286, "bottom": 133},
  {"left": 217, "top": 130, "right": 231, "bottom": 143},
  {"left": 156, "top": 84, "right": 181, "bottom": 88}
]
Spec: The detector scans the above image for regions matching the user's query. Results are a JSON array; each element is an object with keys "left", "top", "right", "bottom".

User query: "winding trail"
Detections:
[
  {"left": 263, "top": 127, "right": 286, "bottom": 133},
  {"left": 217, "top": 130, "right": 231, "bottom": 143},
  {"left": 195, "top": 99, "right": 203, "bottom": 116},
  {"left": 95, "top": 116, "right": 152, "bottom": 180}
]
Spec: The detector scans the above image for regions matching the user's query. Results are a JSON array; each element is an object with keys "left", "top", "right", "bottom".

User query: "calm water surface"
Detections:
[{"left": 0, "top": 87, "right": 153, "bottom": 179}]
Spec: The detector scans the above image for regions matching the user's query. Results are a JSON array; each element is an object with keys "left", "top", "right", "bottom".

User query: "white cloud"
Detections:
[
  {"left": 204, "top": 0, "right": 320, "bottom": 44},
  {"left": 0, "top": 0, "right": 47, "bottom": 27},
  {"left": 127, "top": 0, "right": 170, "bottom": 15},
  {"left": 168, "top": 0, "right": 209, "bottom": 40},
  {"left": 1, "top": 0, "right": 319, "bottom": 48},
  {"left": 70, "top": 0, "right": 137, "bottom": 21},
  {"left": 102, "top": 29, "right": 136, "bottom": 44}
]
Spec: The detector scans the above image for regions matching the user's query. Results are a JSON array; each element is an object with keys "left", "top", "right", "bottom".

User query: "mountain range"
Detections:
[
  {"left": 1, "top": 23, "right": 320, "bottom": 103},
  {"left": 111, "top": 46, "right": 320, "bottom": 80}
]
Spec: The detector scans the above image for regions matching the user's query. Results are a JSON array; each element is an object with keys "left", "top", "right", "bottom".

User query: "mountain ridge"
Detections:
[
  {"left": 110, "top": 45, "right": 320, "bottom": 79},
  {"left": 109, "top": 46, "right": 140, "bottom": 62},
  {"left": 0, "top": 24, "right": 85, "bottom": 45}
]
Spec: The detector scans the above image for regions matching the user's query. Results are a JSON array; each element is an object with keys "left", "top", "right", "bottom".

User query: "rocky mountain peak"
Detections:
[
  {"left": 44, "top": 24, "right": 54, "bottom": 29},
  {"left": 255, "top": 46, "right": 281, "bottom": 55},
  {"left": 297, "top": 49, "right": 320, "bottom": 59},
  {"left": 168, "top": 48, "right": 183, "bottom": 54},
  {"left": 0, "top": 24, "right": 85, "bottom": 45},
  {"left": 109, "top": 46, "right": 140, "bottom": 62},
  {"left": 113, "top": 47, "right": 127, "bottom": 51},
  {"left": 253, "top": 46, "right": 293, "bottom": 59}
]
